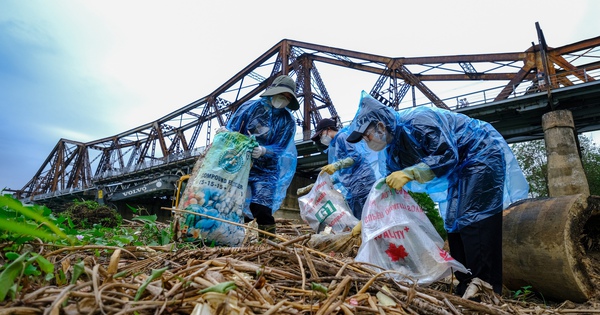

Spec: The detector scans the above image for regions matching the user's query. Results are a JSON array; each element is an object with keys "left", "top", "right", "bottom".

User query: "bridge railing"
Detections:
[
  {"left": 57, "top": 67, "right": 600, "bottom": 192},
  {"left": 92, "top": 146, "right": 207, "bottom": 182},
  {"left": 66, "top": 66, "right": 600, "bottom": 191},
  {"left": 415, "top": 67, "right": 600, "bottom": 110},
  {"left": 32, "top": 186, "right": 84, "bottom": 201}
]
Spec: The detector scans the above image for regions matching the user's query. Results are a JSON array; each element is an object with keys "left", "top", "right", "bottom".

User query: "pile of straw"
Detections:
[{"left": 1, "top": 220, "right": 599, "bottom": 314}]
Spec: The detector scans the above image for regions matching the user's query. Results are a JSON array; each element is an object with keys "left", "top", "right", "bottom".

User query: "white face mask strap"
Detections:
[{"left": 363, "top": 125, "right": 376, "bottom": 141}]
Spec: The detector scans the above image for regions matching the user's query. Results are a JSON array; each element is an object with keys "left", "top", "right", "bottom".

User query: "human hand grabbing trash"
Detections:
[
  {"left": 320, "top": 157, "right": 355, "bottom": 175},
  {"left": 351, "top": 220, "right": 362, "bottom": 236},
  {"left": 386, "top": 163, "right": 436, "bottom": 190},
  {"left": 385, "top": 170, "right": 412, "bottom": 190},
  {"left": 251, "top": 146, "right": 266, "bottom": 159},
  {"left": 321, "top": 163, "right": 337, "bottom": 175},
  {"left": 215, "top": 126, "right": 228, "bottom": 134}
]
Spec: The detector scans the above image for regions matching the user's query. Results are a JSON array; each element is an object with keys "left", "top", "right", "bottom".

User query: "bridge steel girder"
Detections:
[{"left": 17, "top": 35, "right": 600, "bottom": 203}]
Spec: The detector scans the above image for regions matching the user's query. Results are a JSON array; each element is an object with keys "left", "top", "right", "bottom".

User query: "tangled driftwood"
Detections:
[{"left": 1, "top": 219, "right": 599, "bottom": 315}]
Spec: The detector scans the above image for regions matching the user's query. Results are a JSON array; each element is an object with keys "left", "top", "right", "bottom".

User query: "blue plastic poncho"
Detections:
[
  {"left": 328, "top": 126, "right": 384, "bottom": 219},
  {"left": 350, "top": 91, "right": 529, "bottom": 233},
  {"left": 227, "top": 97, "right": 298, "bottom": 216}
]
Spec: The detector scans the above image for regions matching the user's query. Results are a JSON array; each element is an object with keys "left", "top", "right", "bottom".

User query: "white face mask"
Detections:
[
  {"left": 271, "top": 95, "right": 290, "bottom": 109},
  {"left": 320, "top": 133, "right": 332, "bottom": 146},
  {"left": 366, "top": 127, "right": 388, "bottom": 151}
]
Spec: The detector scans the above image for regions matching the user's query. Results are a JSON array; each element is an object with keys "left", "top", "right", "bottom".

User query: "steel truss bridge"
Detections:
[{"left": 13, "top": 24, "right": 600, "bottom": 208}]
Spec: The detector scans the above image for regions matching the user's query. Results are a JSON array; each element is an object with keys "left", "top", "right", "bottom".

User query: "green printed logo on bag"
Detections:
[
  {"left": 217, "top": 132, "right": 256, "bottom": 174},
  {"left": 315, "top": 200, "right": 337, "bottom": 223},
  {"left": 219, "top": 148, "right": 246, "bottom": 173}
]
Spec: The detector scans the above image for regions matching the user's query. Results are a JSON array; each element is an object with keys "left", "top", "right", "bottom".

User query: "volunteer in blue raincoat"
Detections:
[
  {"left": 224, "top": 75, "right": 299, "bottom": 236},
  {"left": 346, "top": 91, "right": 528, "bottom": 296},
  {"left": 311, "top": 118, "right": 379, "bottom": 219}
]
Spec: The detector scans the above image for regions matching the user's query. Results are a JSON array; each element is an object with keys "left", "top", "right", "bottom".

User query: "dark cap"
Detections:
[
  {"left": 310, "top": 118, "right": 337, "bottom": 142},
  {"left": 260, "top": 75, "right": 300, "bottom": 111},
  {"left": 346, "top": 92, "right": 394, "bottom": 143},
  {"left": 346, "top": 121, "right": 372, "bottom": 143}
]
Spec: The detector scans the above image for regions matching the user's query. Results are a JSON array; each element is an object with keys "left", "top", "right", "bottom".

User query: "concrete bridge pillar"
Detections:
[{"left": 542, "top": 110, "right": 590, "bottom": 197}]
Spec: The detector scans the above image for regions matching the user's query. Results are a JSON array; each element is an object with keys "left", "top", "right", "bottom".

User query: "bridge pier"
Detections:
[
  {"left": 542, "top": 110, "right": 590, "bottom": 197},
  {"left": 501, "top": 109, "right": 599, "bottom": 302}
]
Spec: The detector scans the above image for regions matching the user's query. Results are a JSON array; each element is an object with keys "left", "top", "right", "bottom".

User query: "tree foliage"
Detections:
[
  {"left": 510, "top": 139, "right": 548, "bottom": 197},
  {"left": 511, "top": 135, "right": 600, "bottom": 197},
  {"left": 581, "top": 136, "right": 600, "bottom": 195}
]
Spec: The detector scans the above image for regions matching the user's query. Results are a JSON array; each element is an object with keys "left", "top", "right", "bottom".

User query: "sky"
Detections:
[{"left": 1, "top": 0, "right": 599, "bottom": 192}]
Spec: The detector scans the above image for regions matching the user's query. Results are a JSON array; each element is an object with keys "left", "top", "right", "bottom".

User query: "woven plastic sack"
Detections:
[
  {"left": 176, "top": 131, "right": 257, "bottom": 246},
  {"left": 355, "top": 179, "right": 469, "bottom": 285},
  {"left": 298, "top": 172, "right": 359, "bottom": 233}
]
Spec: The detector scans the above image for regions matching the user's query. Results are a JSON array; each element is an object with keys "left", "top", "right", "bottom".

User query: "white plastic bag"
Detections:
[
  {"left": 355, "top": 179, "right": 469, "bottom": 285},
  {"left": 298, "top": 172, "right": 359, "bottom": 233}
]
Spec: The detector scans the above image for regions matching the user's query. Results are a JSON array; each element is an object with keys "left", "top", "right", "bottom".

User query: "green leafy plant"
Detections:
[
  {"left": 512, "top": 285, "right": 534, "bottom": 301},
  {"left": 135, "top": 266, "right": 169, "bottom": 301},
  {"left": 132, "top": 214, "right": 172, "bottom": 246},
  {"left": 0, "top": 251, "right": 55, "bottom": 301},
  {"left": 0, "top": 197, "right": 187, "bottom": 303},
  {"left": 408, "top": 191, "right": 447, "bottom": 240},
  {"left": 199, "top": 281, "right": 237, "bottom": 294},
  {"left": 0, "top": 195, "right": 74, "bottom": 247},
  {"left": 70, "top": 260, "right": 86, "bottom": 285}
]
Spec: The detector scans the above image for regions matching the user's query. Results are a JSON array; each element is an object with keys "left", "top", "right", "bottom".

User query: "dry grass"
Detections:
[{"left": 1, "top": 219, "right": 599, "bottom": 315}]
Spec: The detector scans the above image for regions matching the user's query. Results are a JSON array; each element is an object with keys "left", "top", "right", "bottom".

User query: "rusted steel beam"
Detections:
[
  {"left": 495, "top": 66, "right": 535, "bottom": 101},
  {"left": 551, "top": 36, "right": 600, "bottom": 55},
  {"left": 310, "top": 54, "right": 528, "bottom": 81},
  {"left": 153, "top": 122, "right": 169, "bottom": 157},
  {"left": 397, "top": 65, "right": 448, "bottom": 109},
  {"left": 286, "top": 39, "right": 392, "bottom": 64},
  {"left": 550, "top": 54, "right": 596, "bottom": 83},
  {"left": 399, "top": 52, "right": 528, "bottom": 64},
  {"left": 300, "top": 58, "right": 313, "bottom": 140},
  {"left": 17, "top": 34, "right": 600, "bottom": 201}
]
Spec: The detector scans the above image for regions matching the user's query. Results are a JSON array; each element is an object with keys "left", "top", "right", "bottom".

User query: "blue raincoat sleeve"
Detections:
[
  {"left": 227, "top": 98, "right": 297, "bottom": 214},
  {"left": 351, "top": 91, "right": 528, "bottom": 232},
  {"left": 329, "top": 129, "right": 377, "bottom": 201}
]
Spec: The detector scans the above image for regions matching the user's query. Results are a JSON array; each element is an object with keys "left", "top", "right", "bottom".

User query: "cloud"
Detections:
[{"left": 1, "top": 0, "right": 599, "bottom": 191}]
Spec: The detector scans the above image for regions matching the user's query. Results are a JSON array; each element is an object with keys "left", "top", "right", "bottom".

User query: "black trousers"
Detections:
[
  {"left": 249, "top": 203, "right": 275, "bottom": 225},
  {"left": 447, "top": 211, "right": 503, "bottom": 295}
]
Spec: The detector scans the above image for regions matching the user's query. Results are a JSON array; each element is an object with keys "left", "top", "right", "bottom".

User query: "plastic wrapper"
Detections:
[
  {"left": 298, "top": 172, "right": 359, "bottom": 233},
  {"left": 355, "top": 179, "right": 469, "bottom": 285},
  {"left": 176, "top": 131, "right": 257, "bottom": 246}
]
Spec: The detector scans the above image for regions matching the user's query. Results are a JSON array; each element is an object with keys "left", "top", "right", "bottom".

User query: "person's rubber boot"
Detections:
[{"left": 258, "top": 224, "right": 277, "bottom": 241}]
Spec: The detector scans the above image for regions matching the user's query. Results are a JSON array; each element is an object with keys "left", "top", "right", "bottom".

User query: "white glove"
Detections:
[
  {"left": 216, "top": 126, "right": 228, "bottom": 134},
  {"left": 251, "top": 146, "right": 266, "bottom": 159}
]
